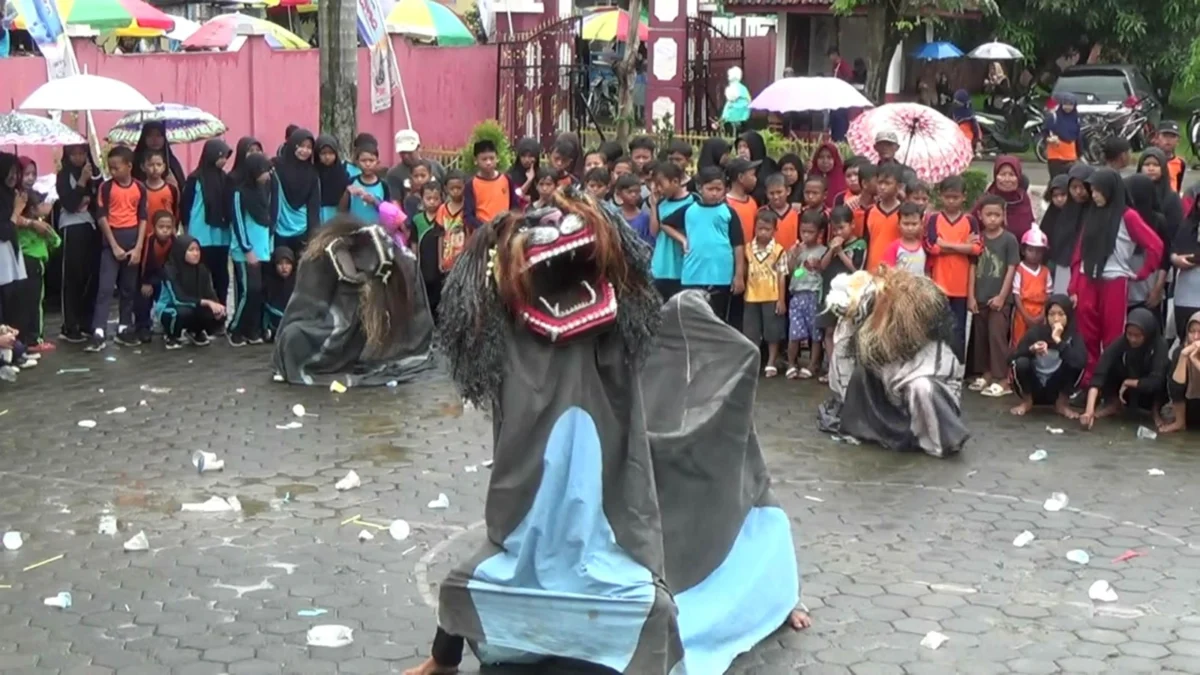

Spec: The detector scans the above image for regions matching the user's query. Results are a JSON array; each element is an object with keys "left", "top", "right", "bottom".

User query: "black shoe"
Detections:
[
  {"left": 114, "top": 330, "right": 140, "bottom": 347},
  {"left": 137, "top": 329, "right": 153, "bottom": 344},
  {"left": 246, "top": 334, "right": 265, "bottom": 345},
  {"left": 58, "top": 329, "right": 87, "bottom": 344},
  {"left": 212, "top": 324, "right": 227, "bottom": 337},
  {"left": 84, "top": 331, "right": 106, "bottom": 352},
  {"left": 190, "top": 330, "right": 211, "bottom": 347},
  {"left": 227, "top": 333, "right": 247, "bottom": 348},
  {"left": 164, "top": 336, "right": 184, "bottom": 350}
]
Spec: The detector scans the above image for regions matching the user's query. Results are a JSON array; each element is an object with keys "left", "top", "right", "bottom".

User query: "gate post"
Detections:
[{"left": 645, "top": 0, "right": 687, "bottom": 132}]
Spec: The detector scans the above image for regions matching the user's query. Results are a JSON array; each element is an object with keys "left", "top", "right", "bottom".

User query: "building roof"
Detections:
[{"left": 723, "top": 0, "right": 983, "bottom": 17}]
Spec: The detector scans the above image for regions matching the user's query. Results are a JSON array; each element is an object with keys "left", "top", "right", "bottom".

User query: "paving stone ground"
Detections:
[{"left": 3, "top": 337, "right": 1200, "bottom": 674}]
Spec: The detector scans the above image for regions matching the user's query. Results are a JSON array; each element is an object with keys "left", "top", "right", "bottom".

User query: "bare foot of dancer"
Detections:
[
  {"left": 1094, "top": 400, "right": 1121, "bottom": 419},
  {"left": 1054, "top": 395, "right": 1080, "bottom": 420},
  {"left": 403, "top": 658, "right": 458, "bottom": 675},
  {"left": 787, "top": 610, "right": 812, "bottom": 630},
  {"left": 1010, "top": 397, "right": 1034, "bottom": 416}
]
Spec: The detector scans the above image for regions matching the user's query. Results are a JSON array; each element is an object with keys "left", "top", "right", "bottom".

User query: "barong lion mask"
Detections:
[{"left": 438, "top": 186, "right": 661, "bottom": 406}]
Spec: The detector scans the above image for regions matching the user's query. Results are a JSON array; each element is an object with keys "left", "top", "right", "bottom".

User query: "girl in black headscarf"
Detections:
[
  {"left": 227, "top": 136, "right": 264, "bottom": 188},
  {"left": 273, "top": 128, "right": 320, "bottom": 252},
  {"left": 507, "top": 137, "right": 540, "bottom": 207},
  {"left": 1079, "top": 307, "right": 1169, "bottom": 429},
  {"left": 687, "top": 137, "right": 731, "bottom": 192},
  {"left": 777, "top": 153, "right": 806, "bottom": 204},
  {"left": 1172, "top": 201, "right": 1200, "bottom": 344},
  {"left": 1124, "top": 173, "right": 1168, "bottom": 317},
  {"left": 736, "top": 130, "right": 778, "bottom": 204},
  {"left": 181, "top": 139, "right": 233, "bottom": 307},
  {"left": 314, "top": 135, "right": 350, "bottom": 226},
  {"left": 1138, "top": 146, "right": 1185, "bottom": 322},
  {"left": 1070, "top": 168, "right": 1164, "bottom": 385},
  {"left": 228, "top": 154, "right": 277, "bottom": 346},
  {"left": 1159, "top": 311, "right": 1200, "bottom": 433},
  {"left": 1047, "top": 165, "right": 1091, "bottom": 294},
  {"left": 1009, "top": 293, "right": 1086, "bottom": 418},
  {"left": 54, "top": 143, "right": 100, "bottom": 341},
  {"left": 132, "top": 121, "right": 185, "bottom": 187},
  {"left": 157, "top": 234, "right": 225, "bottom": 347},
  {"left": 0, "top": 153, "right": 26, "bottom": 326}
]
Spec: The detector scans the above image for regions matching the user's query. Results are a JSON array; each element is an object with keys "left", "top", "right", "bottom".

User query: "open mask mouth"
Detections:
[{"left": 514, "top": 212, "right": 617, "bottom": 342}]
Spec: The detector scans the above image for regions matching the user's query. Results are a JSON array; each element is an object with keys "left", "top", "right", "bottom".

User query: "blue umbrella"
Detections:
[{"left": 912, "top": 41, "right": 963, "bottom": 60}]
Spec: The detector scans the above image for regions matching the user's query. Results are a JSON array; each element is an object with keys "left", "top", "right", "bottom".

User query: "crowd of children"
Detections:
[{"left": 2, "top": 121, "right": 1199, "bottom": 434}]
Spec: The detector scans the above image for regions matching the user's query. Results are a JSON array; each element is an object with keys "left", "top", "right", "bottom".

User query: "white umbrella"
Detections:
[
  {"left": 968, "top": 41, "right": 1024, "bottom": 60},
  {"left": 166, "top": 17, "right": 201, "bottom": 42},
  {"left": 18, "top": 74, "right": 155, "bottom": 113},
  {"left": 749, "top": 77, "right": 873, "bottom": 113}
]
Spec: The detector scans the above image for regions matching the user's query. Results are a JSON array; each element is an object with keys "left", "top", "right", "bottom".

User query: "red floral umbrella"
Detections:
[{"left": 846, "top": 103, "right": 973, "bottom": 183}]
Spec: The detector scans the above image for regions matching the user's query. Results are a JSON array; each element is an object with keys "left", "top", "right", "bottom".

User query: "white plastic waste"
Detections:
[
  {"left": 43, "top": 592, "right": 72, "bottom": 609},
  {"left": 123, "top": 531, "right": 150, "bottom": 552},
  {"left": 2, "top": 531, "right": 23, "bottom": 550},
  {"left": 1136, "top": 425, "right": 1158, "bottom": 440},
  {"left": 482, "top": 459, "right": 494, "bottom": 468},
  {"left": 77, "top": 420, "right": 97, "bottom": 429},
  {"left": 180, "top": 496, "right": 242, "bottom": 513},
  {"left": 1043, "top": 492, "right": 1069, "bottom": 512},
  {"left": 329, "top": 381, "right": 347, "bottom": 394},
  {"left": 139, "top": 384, "right": 171, "bottom": 394},
  {"left": 920, "top": 631, "right": 949, "bottom": 650},
  {"left": 427, "top": 493, "right": 450, "bottom": 510},
  {"left": 1045, "top": 426, "right": 1065, "bottom": 435},
  {"left": 193, "top": 451, "right": 225, "bottom": 473},
  {"left": 292, "top": 404, "right": 310, "bottom": 417},
  {"left": 98, "top": 515, "right": 118, "bottom": 535},
  {"left": 1147, "top": 468, "right": 1165, "bottom": 476},
  {"left": 1066, "top": 549, "right": 1090, "bottom": 565},
  {"left": 357, "top": 530, "right": 374, "bottom": 542},
  {"left": 464, "top": 465, "right": 479, "bottom": 473},
  {"left": 105, "top": 406, "right": 127, "bottom": 415},
  {"left": 1012, "top": 531, "right": 1035, "bottom": 547},
  {"left": 335, "top": 470, "right": 361, "bottom": 491},
  {"left": 388, "top": 519, "right": 411, "bottom": 541},
  {"left": 307, "top": 625, "right": 353, "bottom": 647},
  {"left": 1088, "top": 579, "right": 1118, "bottom": 602},
  {"left": 1028, "top": 449, "right": 1048, "bottom": 461},
  {"left": 276, "top": 421, "right": 303, "bottom": 430}
]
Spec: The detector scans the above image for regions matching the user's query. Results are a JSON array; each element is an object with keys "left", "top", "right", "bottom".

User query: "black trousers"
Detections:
[
  {"left": 1047, "top": 160, "right": 1073, "bottom": 180},
  {"left": 653, "top": 278, "right": 681, "bottom": 302},
  {"left": 231, "top": 261, "right": 264, "bottom": 339},
  {"left": 12, "top": 256, "right": 45, "bottom": 344},
  {"left": 59, "top": 225, "right": 99, "bottom": 335},
  {"left": 202, "top": 246, "right": 230, "bottom": 307},
  {"left": 425, "top": 279, "right": 442, "bottom": 322},
  {"left": 91, "top": 228, "right": 141, "bottom": 334},
  {"left": 161, "top": 304, "right": 222, "bottom": 339},
  {"left": 431, "top": 628, "right": 464, "bottom": 666},
  {"left": 1011, "top": 357, "right": 1082, "bottom": 405},
  {"left": 1097, "top": 370, "right": 1158, "bottom": 412}
]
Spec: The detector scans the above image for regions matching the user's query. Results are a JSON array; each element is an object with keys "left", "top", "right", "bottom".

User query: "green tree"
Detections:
[{"left": 831, "top": 0, "right": 994, "bottom": 102}]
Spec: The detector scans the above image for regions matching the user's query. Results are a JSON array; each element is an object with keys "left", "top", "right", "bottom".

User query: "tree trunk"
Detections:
[
  {"left": 614, "top": 0, "right": 644, "bottom": 146},
  {"left": 862, "top": 4, "right": 898, "bottom": 104},
  {"left": 319, "top": 0, "right": 358, "bottom": 153}
]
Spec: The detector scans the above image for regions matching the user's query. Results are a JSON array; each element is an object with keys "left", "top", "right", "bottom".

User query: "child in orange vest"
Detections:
[{"left": 1011, "top": 226, "right": 1051, "bottom": 347}]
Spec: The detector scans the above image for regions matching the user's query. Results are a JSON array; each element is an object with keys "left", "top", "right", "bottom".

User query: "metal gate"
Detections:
[
  {"left": 495, "top": 17, "right": 592, "bottom": 147},
  {"left": 683, "top": 18, "right": 744, "bottom": 133}
]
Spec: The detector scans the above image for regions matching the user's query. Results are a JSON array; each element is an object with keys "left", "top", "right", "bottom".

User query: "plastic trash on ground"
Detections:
[
  {"left": 123, "top": 531, "right": 149, "bottom": 552},
  {"left": 180, "top": 496, "right": 242, "bottom": 513},
  {"left": 105, "top": 406, "right": 127, "bottom": 415},
  {"left": 1045, "top": 425, "right": 1064, "bottom": 435},
  {"left": 482, "top": 459, "right": 494, "bottom": 468},
  {"left": 388, "top": 519, "right": 411, "bottom": 541},
  {"left": 329, "top": 381, "right": 347, "bottom": 394},
  {"left": 298, "top": 609, "right": 328, "bottom": 617},
  {"left": 1147, "top": 468, "right": 1165, "bottom": 476},
  {"left": 920, "top": 631, "right": 949, "bottom": 650},
  {"left": 98, "top": 515, "right": 118, "bottom": 535},
  {"left": 1088, "top": 579, "right": 1118, "bottom": 602},
  {"left": 292, "top": 404, "right": 312, "bottom": 417},
  {"left": 1136, "top": 425, "right": 1158, "bottom": 440},
  {"left": 276, "top": 421, "right": 303, "bottom": 430},
  {"left": 2, "top": 531, "right": 23, "bottom": 550},
  {"left": 1043, "top": 492, "right": 1069, "bottom": 512},
  {"left": 307, "top": 625, "right": 353, "bottom": 647},
  {"left": 193, "top": 451, "right": 225, "bottom": 473},
  {"left": 1012, "top": 531, "right": 1035, "bottom": 547},
  {"left": 335, "top": 470, "right": 361, "bottom": 491},
  {"left": 44, "top": 592, "right": 72, "bottom": 609},
  {"left": 1028, "top": 449, "right": 1047, "bottom": 461},
  {"left": 357, "top": 530, "right": 374, "bottom": 542},
  {"left": 427, "top": 493, "right": 450, "bottom": 510},
  {"left": 464, "top": 465, "right": 479, "bottom": 473},
  {"left": 1066, "top": 549, "right": 1090, "bottom": 565},
  {"left": 139, "top": 384, "right": 171, "bottom": 394},
  {"left": 77, "top": 420, "right": 97, "bottom": 429}
]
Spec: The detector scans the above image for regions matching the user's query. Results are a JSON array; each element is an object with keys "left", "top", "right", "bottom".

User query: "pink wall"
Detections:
[{"left": 2, "top": 36, "right": 498, "bottom": 173}]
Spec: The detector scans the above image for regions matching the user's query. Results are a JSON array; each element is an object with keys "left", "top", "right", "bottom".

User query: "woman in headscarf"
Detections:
[
  {"left": 1047, "top": 165, "right": 1092, "bottom": 294},
  {"left": 1159, "top": 311, "right": 1200, "bottom": 433},
  {"left": 687, "top": 137, "right": 730, "bottom": 193},
  {"left": 951, "top": 89, "right": 982, "bottom": 153},
  {"left": 1138, "top": 146, "right": 1185, "bottom": 318},
  {"left": 0, "top": 153, "right": 28, "bottom": 326},
  {"left": 507, "top": 137, "right": 540, "bottom": 207},
  {"left": 1009, "top": 293, "right": 1086, "bottom": 418},
  {"left": 228, "top": 136, "right": 264, "bottom": 187},
  {"left": 156, "top": 234, "right": 225, "bottom": 348},
  {"left": 736, "top": 130, "right": 778, "bottom": 204},
  {"left": 132, "top": 121, "right": 185, "bottom": 187},
  {"left": 1043, "top": 92, "right": 1082, "bottom": 179},
  {"left": 806, "top": 142, "right": 846, "bottom": 209},
  {"left": 181, "top": 139, "right": 233, "bottom": 307},
  {"left": 1068, "top": 169, "right": 1164, "bottom": 385},
  {"left": 273, "top": 128, "right": 320, "bottom": 253},
  {"left": 1124, "top": 173, "right": 1168, "bottom": 317},
  {"left": 54, "top": 143, "right": 100, "bottom": 343},
  {"left": 1079, "top": 307, "right": 1169, "bottom": 429},
  {"left": 776, "top": 153, "right": 806, "bottom": 204},
  {"left": 314, "top": 135, "right": 350, "bottom": 225},
  {"left": 1172, "top": 200, "right": 1200, "bottom": 343},
  {"left": 974, "top": 155, "right": 1035, "bottom": 239},
  {"left": 228, "top": 154, "right": 277, "bottom": 347}
]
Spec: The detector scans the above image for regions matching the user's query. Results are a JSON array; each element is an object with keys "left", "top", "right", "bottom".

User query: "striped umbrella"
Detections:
[
  {"left": 9, "top": 0, "right": 175, "bottom": 33},
  {"left": 385, "top": 0, "right": 475, "bottom": 46},
  {"left": 181, "top": 13, "right": 310, "bottom": 51},
  {"left": 107, "top": 104, "right": 226, "bottom": 145},
  {"left": 581, "top": 8, "right": 647, "bottom": 42}
]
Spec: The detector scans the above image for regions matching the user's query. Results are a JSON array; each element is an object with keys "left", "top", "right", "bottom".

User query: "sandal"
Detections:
[
  {"left": 764, "top": 366, "right": 779, "bottom": 378},
  {"left": 818, "top": 374, "right": 829, "bottom": 384},
  {"left": 981, "top": 383, "right": 1011, "bottom": 397},
  {"left": 798, "top": 368, "right": 814, "bottom": 379},
  {"left": 968, "top": 377, "right": 988, "bottom": 392},
  {"left": 786, "top": 367, "right": 800, "bottom": 380}
]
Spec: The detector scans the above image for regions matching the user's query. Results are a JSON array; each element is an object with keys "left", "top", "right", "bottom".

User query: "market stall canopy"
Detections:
[
  {"left": 912, "top": 41, "right": 963, "bottom": 60},
  {"left": 750, "top": 77, "right": 873, "bottom": 113},
  {"left": 968, "top": 41, "right": 1024, "bottom": 60},
  {"left": 386, "top": 0, "right": 475, "bottom": 46},
  {"left": 0, "top": 112, "right": 86, "bottom": 146},
  {"left": 108, "top": 103, "right": 227, "bottom": 145},
  {"left": 847, "top": 103, "right": 973, "bottom": 183},
  {"left": 19, "top": 73, "right": 155, "bottom": 113},
  {"left": 181, "top": 12, "right": 309, "bottom": 50},
  {"left": 581, "top": 8, "right": 648, "bottom": 42},
  {"left": 10, "top": 0, "right": 174, "bottom": 33}
]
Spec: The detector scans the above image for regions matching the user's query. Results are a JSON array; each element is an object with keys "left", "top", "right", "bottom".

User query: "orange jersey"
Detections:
[
  {"left": 863, "top": 203, "right": 901, "bottom": 273},
  {"left": 726, "top": 194, "right": 759, "bottom": 245},
  {"left": 1167, "top": 155, "right": 1186, "bottom": 194},
  {"left": 145, "top": 183, "right": 179, "bottom": 224},
  {"left": 764, "top": 206, "right": 799, "bottom": 250},
  {"left": 1011, "top": 262, "right": 1050, "bottom": 347},
  {"left": 925, "top": 211, "right": 980, "bottom": 298}
]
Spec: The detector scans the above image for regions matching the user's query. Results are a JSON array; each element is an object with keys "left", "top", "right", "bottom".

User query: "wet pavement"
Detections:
[{"left": 2, "top": 340, "right": 1200, "bottom": 674}]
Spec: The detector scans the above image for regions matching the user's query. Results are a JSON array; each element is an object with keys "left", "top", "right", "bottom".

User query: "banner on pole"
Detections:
[{"left": 358, "top": 0, "right": 398, "bottom": 113}]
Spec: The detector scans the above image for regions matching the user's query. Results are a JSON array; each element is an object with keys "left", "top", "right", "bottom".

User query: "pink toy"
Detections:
[{"left": 378, "top": 201, "right": 409, "bottom": 249}]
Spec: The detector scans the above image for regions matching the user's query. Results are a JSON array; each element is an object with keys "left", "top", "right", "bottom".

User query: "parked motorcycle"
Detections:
[
  {"left": 1188, "top": 109, "right": 1200, "bottom": 160},
  {"left": 976, "top": 112, "right": 1030, "bottom": 155}
]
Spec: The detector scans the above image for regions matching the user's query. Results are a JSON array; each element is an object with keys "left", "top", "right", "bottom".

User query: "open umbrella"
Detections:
[
  {"left": 750, "top": 77, "right": 873, "bottom": 113},
  {"left": 107, "top": 104, "right": 226, "bottom": 145},
  {"left": 19, "top": 73, "right": 155, "bottom": 112},
  {"left": 386, "top": 0, "right": 475, "bottom": 46},
  {"left": 113, "top": 15, "right": 201, "bottom": 40},
  {"left": 846, "top": 103, "right": 973, "bottom": 183},
  {"left": 968, "top": 41, "right": 1024, "bottom": 60},
  {"left": 581, "top": 8, "right": 647, "bottom": 42},
  {"left": 0, "top": 112, "right": 86, "bottom": 146},
  {"left": 182, "top": 13, "right": 309, "bottom": 50},
  {"left": 10, "top": 0, "right": 174, "bottom": 33},
  {"left": 912, "top": 41, "right": 963, "bottom": 60}
]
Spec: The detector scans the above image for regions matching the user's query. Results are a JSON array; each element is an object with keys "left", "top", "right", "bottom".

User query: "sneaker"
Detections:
[
  {"left": 84, "top": 331, "right": 106, "bottom": 352},
  {"left": 15, "top": 357, "right": 37, "bottom": 369},
  {"left": 28, "top": 341, "right": 57, "bottom": 354},
  {"left": 227, "top": 333, "right": 247, "bottom": 348},
  {"left": 114, "top": 330, "right": 140, "bottom": 347},
  {"left": 190, "top": 331, "right": 211, "bottom": 347},
  {"left": 246, "top": 335, "right": 265, "bottom": 345},
  {"left": 137, "top": 329, "right": 153, "bottom": 344},
  {"left": 164, "top": 336, "right": 184, "bottom": 350},
  {"left": 58, "top": 330, "right": 87, "bottom": 344}
]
